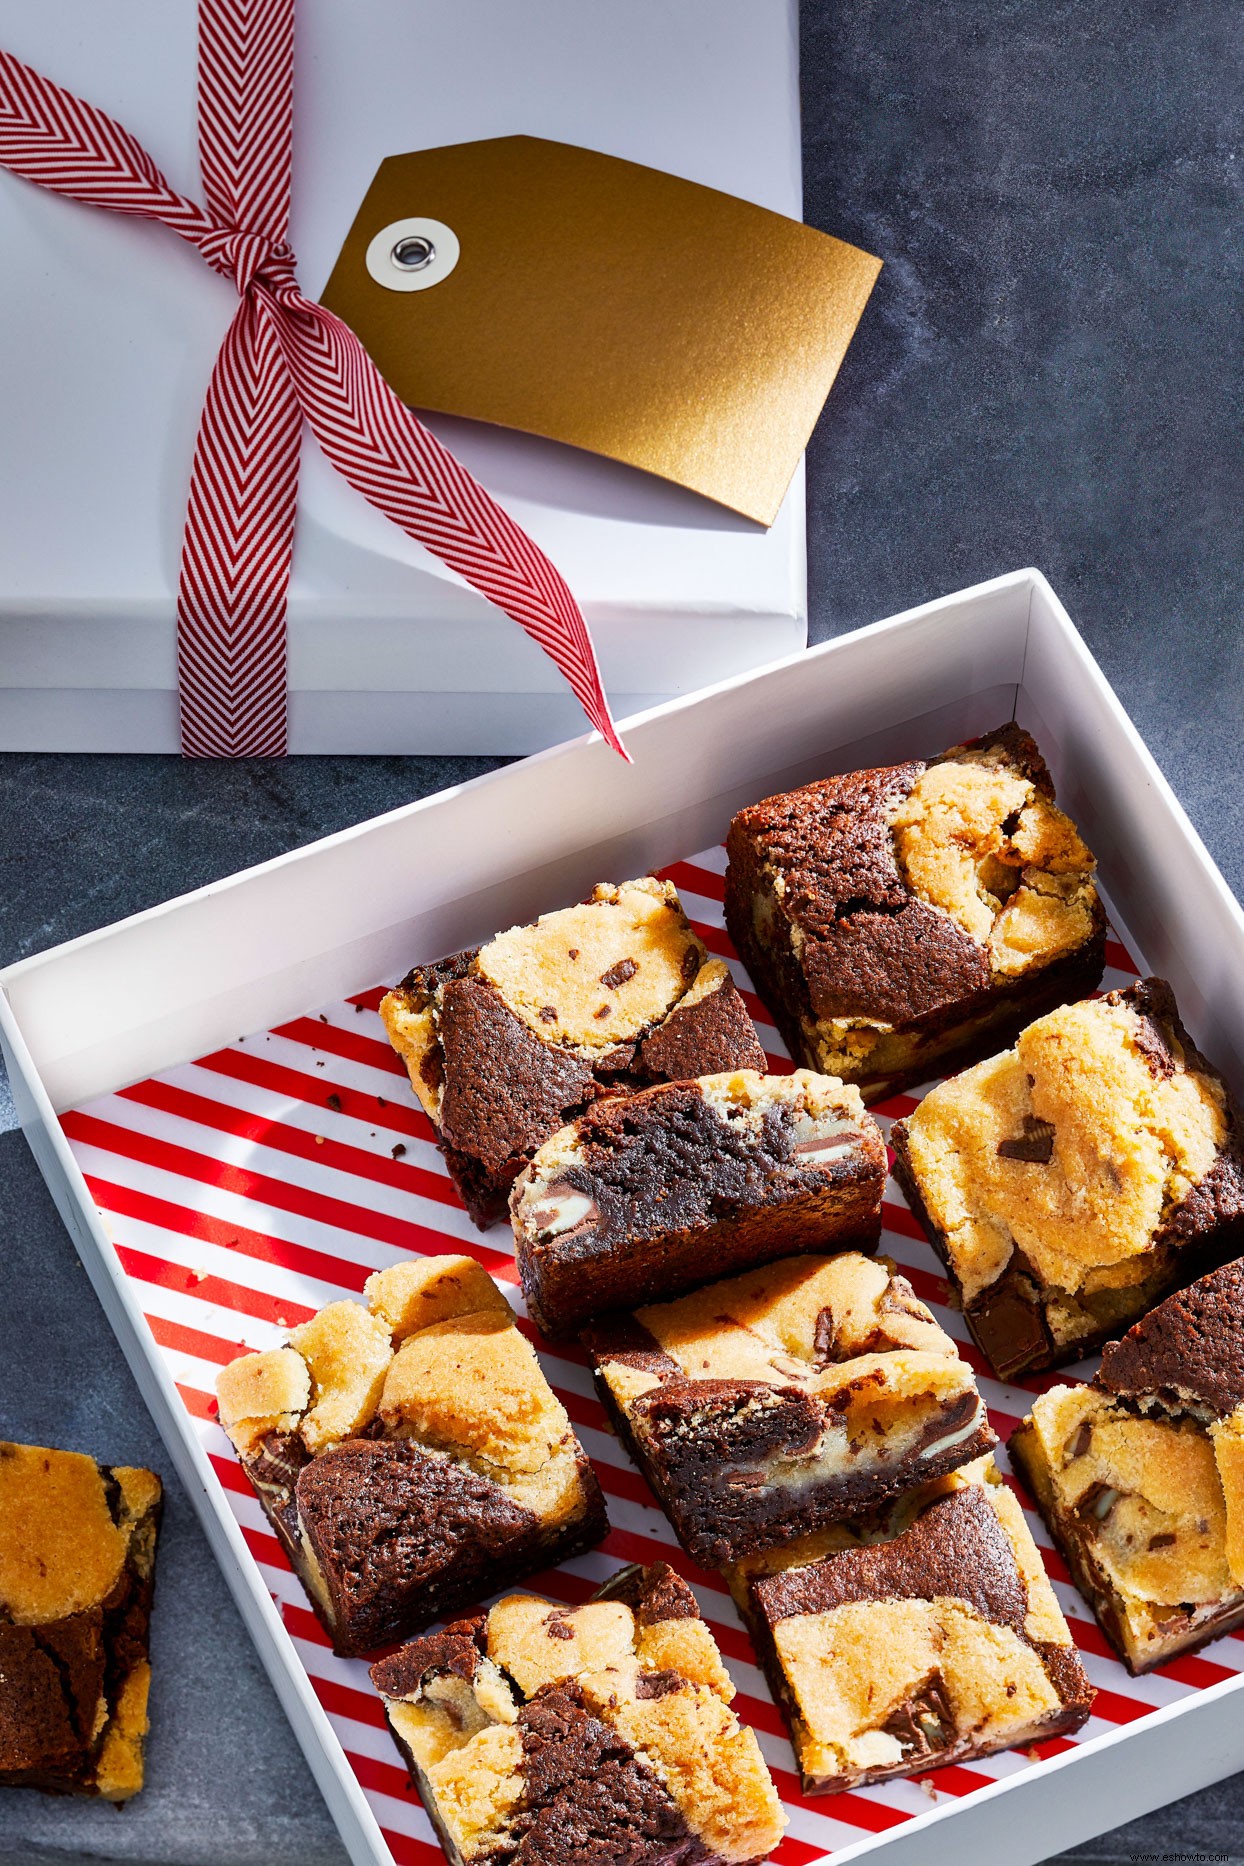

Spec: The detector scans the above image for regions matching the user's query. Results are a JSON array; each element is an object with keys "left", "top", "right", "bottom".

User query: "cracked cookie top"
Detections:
[
  {"left": 370, "top": 1564, "right": 785, "bottom": 1866},
  {"left": 215, "top": 1256, "right": 585, "bottom": 1523},
  {"left": 889, "top": 730, "right": 1097, "bottom": 977},
  {"left": 897, "top": 979, "right": 1233, "bottom": 1304},
  {"left": 1022, "top": 1259, "right": 1244, "bottom": 1626},
  {"left": 587, "top": 1252, "right": 966, "bottom": 1397}
]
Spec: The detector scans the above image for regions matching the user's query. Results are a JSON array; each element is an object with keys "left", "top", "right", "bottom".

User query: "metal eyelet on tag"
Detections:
[{"left": 365, "top": 215, "right": 460, "bottom": 292}]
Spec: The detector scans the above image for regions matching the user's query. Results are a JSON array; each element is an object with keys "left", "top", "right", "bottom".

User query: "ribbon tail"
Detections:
[
  {"left": 178, "top": 292, "right": 300, "bottom": 756},
  {"left": 273, "top": 291, "right": 628, "bottom": 759},
  {"left": 0, "top": 45, "right": 213, "bottom": 243}
]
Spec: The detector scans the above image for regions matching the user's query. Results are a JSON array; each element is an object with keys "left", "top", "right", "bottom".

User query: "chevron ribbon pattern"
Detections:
[{"left": 0, "top": 1, "right": 624, "bottom": 758}]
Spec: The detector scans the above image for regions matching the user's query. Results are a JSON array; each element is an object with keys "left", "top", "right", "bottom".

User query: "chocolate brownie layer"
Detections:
[
  {"left": 511, "top": 1069, "right": 886, "bottom": 1336},
  {"left": 216, "top": 1257, "right": 607, "bottom": 1655},
  {"left": 0, "top": 1443, "right": 162, "bottom": 1801},
  {"left": 893, "top": 979, "right": 1244, "bottom": 1379},
  {"left": 294, "top": 1439, "right": 547, "bottom": 1652},
  {"left": 742, "top": 1471, "right": 1091, "bottom": 1792},
  {"left": 1097, "top": 1257, "right": 1244, "bottom": 1420},
  {"left": 583, "top": 1254, "right": 995, "bottom": 1567},
  {"left": 381, "top": 879, "right": 766, "bottom": 1226},
  {"left": 724, "top": 724, "right": 1105, "bottom": 1101},
  {"left": 370, "top": 1565, "right": 785, "bottom": 1866}
]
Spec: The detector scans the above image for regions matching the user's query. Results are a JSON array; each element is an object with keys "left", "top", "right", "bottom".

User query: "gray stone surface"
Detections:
[{"left": 1, "top": 0, "right": 1242, "bottom": 1861}]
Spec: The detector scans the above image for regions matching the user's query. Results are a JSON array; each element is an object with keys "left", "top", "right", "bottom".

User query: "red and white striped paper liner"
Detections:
[{"left": 61, "top": 848, "right": 1244, "bottom": 1865}]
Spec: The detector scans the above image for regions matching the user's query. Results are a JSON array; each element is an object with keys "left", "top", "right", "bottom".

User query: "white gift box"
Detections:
[
  {"left": 5, "top": 568, "right": 1244, "bottom": 1866},
  {"left": 0, "top": 0, "right": 809, "bottom": 754}
]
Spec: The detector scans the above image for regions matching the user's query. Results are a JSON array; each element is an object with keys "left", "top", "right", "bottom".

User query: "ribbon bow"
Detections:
[{"left": 0, "top": 0, "right": 624, "bottom": 758}]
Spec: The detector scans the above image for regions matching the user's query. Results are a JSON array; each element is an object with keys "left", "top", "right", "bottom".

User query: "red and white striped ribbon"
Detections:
[{"left": 0, "top": 0, "right": 624, "bottom": 758}]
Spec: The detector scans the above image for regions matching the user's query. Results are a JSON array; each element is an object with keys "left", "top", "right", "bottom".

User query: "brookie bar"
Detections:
[
  {"left": 736, "top": 1461, "right": 1093, "bottom": 1792},
  {"left": 381, "top": 878, "right": 766, "bottom": 1226},
  {"left": 509, "top": 1068, "right": 887, "bottom": 1336},
  {"left": 582, "top": 1253, "right": 996, "bottom": 1567},
  {"left": 215, "top": 1256, "right": 607, "bottom": 1655},
  {"left": 0, "top": 1442, "right": 162, "bottom": 1801},
  {"left": 1011, "top": 1257, "right": 1244, "bottom": 1673},
  {"left": 369, "top": 1561, "right": 786, "bottom": 1866},
  {"left": 892, "top": 978, "right": 1244, "bottom": 1380},
  {"left": 724, "top": 724, "right": 1105, "bottom": 1101}
]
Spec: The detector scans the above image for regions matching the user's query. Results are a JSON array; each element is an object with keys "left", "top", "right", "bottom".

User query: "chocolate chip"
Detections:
[
  {"left": 1065, "top": 1421, "right": 1093, "bottom": 1461},
  {"left": 812, "top": 1306, "right": 837, "bottom": 1368},
  {"left": 997, "top": 1116, "right": 1056, "bottom": 1164},
  {"left": 599, "top": 958, "right": 638, "bottom": 991},
  {"left": 539, "top": 1005, "right": 559, "bottom": 1023},
  {"left": 595, "top": 1004, "right": 612, "bottom": 1019},
  {"left": 545, "top": 1616, "right": 575, "bottom": 1639},
  {"left": 681, "top": 947, "right": 701, "bottom": 985},
  {"left": 568, "top": 948, "right": 580, "bottom": 960},
  {"left": 1080, "top": 1482, "right": 1121, "bottom": 1522},
  {"left": 1147, "top": 1532, "right": 1176, "bottom": 1550},
  {"left": 634, "top": 1669, "right": 683, "bottom": 1698},
  {"left": 391, "top": 1143, "right": 407, "bottom": 1160},
  {"left": 326, "top": 1093, "right": 342, "bottom": 1112}
]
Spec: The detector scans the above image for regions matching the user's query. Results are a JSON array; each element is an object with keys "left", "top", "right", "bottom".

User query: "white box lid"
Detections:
[{"left": 0, "top": 0, "right": 808, "bottom": 709}]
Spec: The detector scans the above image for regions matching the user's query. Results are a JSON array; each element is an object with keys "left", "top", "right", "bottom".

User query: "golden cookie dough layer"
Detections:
[
  {"left": 216, "top": 1256, "right": 588, "bottom": 1525},
  {"left": 371, "top": 1571, "right": 785, "bottom": 1866},
  {"left": 0, "top": 1443, "right": 162, "bottom": 1801},
  {"left": 628, "top": 1251, "right": 954, "bottom": 1379},
  {"left": 742, "top": 1463, "right": 1088, "bottom": 1791},
  {"left": 889, "top": 738, "right": 1098, "bottom": 976},
  {"left": 381, "top": 879, "right": 720, "bottom": 1124},
  {"left": 900, "top": 993, "right": 1226, "bottom": 1308},
  {"left": 477, "top": 880, "right": 703, "bottom": 1052},
  {"left": 595, "top": 1253, "right": 982, "bottom": 1462},
  {"left": 1013, "top": 1384, "right": 1244, "bottom": 1673}
]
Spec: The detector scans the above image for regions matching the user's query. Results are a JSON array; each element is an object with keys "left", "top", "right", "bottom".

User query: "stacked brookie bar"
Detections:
[{"left": 214, "top": 721, "right": 1244, "bottom": 1857}]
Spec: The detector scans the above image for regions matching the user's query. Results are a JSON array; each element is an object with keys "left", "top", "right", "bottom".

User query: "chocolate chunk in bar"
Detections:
[
  {"left": 510, "top": 1068, "right": 886, "bottom": 1336},
  {"left": 381, "top": 878, "right": 766, "bottom": 1226},
  {"left": 583, "top": 1253, "right": 995, "bottom": 1568},
  {"left": 1012, "top": 1257, "right": 1244, "bottom": 1673},
  {"left": 215, "top": 1256, "right": 607, "bottom": 1655},
  {"left": 0, "top": 1442, "right": 162, "bottom": 1801},
  {"left": 736, "top": 1466, "right": 1092, "bottom": 1792},
  {"left": 724, "top": 723, "right": 1106, "bottom": 1102},
  {"left": 370, "top": 1562, "right": 785, "bottom": 1866},
  {"left": 892, "top": 978, "right": 1244, "bottom": 1379}
]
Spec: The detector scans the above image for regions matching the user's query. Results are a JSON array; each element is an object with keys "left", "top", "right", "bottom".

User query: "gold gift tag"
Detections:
[{"left": 321, "top": 136, "right": 881, "bottom": 526}]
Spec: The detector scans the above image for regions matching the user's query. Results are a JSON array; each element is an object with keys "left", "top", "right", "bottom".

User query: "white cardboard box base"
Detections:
[
  {"left": 0, "top": 1, "right": 809, "bottom": 753},
  {"left": 5, "top": 570, "right": 1244, "bottom": 1864}
]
